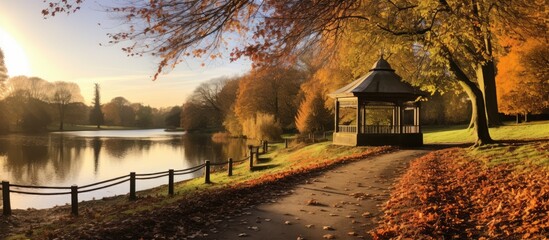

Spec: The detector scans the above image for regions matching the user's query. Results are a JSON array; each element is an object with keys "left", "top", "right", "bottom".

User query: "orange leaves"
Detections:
[{"left": 372, "top": 145, "right": 549, "bottom": 239}]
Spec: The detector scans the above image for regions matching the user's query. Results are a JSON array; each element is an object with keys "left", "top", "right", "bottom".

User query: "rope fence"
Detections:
[{"left": 1, "top": 144, "right": 263, "bottom": 217}]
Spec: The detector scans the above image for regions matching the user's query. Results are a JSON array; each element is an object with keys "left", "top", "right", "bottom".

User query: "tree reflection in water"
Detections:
[{"left": 0, "top": 130, "right": 248, "bottom": 209}]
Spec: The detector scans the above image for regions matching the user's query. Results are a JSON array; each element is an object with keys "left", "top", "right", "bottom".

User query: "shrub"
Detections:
[{"left": 242, "top": 113, "right": 282, "bottom": 141}]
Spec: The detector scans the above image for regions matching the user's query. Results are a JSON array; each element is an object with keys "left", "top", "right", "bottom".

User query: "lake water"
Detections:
[{"left": 0, "top": 129, "right": 249, "bottom": 209}]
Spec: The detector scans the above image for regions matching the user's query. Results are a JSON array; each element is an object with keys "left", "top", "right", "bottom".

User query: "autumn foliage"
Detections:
[
  {"left": 496, "top": 38, "right": 549, "bottom": 119},
  {"left": 372, "top": 144, "right": 549, "bottom": 239}
]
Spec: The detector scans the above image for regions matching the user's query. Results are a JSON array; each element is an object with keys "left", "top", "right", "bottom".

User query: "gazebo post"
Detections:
[
  {"left": 392, "top": 105, "right": 397, "bottom": 133},
  {"left": 398, "top": 104, "right": 403, "bottom": 134},
  {"left": 356, "top": 101, "right": 361, "bottom": 134},
  {"left": 334, "top": 100, "right": 339, "bottom": 133}
]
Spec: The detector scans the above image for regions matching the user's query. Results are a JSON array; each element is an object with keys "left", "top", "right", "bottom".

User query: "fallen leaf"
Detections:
[
  {"left": 323, "top": 234, "right": 336, "bottom": 239},
  {"left": 323, "top": 226, "right": 334, "bottom": 230}
]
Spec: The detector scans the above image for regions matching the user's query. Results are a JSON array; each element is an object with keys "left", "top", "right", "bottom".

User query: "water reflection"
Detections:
[{"left": 0, "top": 130, "right": 248, "bottom": 209}]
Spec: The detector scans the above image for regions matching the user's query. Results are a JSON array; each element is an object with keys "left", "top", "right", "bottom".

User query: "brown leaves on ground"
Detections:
[{"left": 371, "top": 146, "right": 549, "bottom": 239}]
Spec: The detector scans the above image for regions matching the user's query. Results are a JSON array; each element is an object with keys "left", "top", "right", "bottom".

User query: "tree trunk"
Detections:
[
  {"left": 524, "top": 112, "right": 528, "bottom": 123},
  {"left": 476, "top": 61, "right": 501, "bottom": 127},
  {"left": 58, "top": 104, "right": 65, "bottom": 131},
  {"left": 460, "top": 82, "right": 476, "bottom": 130},
  {"left": 449, "top": 58, "right": 493, "bottom": 146},
  {"left": 515, "top": 114, "right": 519, "bottom": 124}
]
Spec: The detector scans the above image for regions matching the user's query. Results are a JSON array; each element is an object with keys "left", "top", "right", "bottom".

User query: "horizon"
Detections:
[{"left": 0, "top": 1, "right": 250, "bottom": 108}]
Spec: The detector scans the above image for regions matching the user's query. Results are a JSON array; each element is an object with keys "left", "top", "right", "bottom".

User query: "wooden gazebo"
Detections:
[{"left": 330, "top": 56, "right": 425, "bottom": 146}]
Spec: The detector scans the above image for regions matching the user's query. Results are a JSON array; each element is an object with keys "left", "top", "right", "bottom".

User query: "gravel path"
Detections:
[{"left": 203, "top": 149, "right": 430, "bottom": 240}]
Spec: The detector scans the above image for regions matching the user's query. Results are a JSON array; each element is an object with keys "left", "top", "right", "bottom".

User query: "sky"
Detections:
[{"left": 0, "top": 1, "right": 250, "bottom": 108}]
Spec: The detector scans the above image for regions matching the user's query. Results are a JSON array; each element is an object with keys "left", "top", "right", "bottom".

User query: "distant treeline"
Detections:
[{"left": 0, "top": 76, "right": 181, "bottom": 133}]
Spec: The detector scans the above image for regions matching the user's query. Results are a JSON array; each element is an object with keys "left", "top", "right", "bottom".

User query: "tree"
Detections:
[
  {"left": 0, "top": 48, "right": 7, "bottom": 91},
  {"left": 133, "top": 103, "right": 154, "bottom": 128},
  {"left": 4, "top": 76, "right": 51, "bottom": 101},
  {"left": 19, "top": 98, "right": 52, "bottom": 133},
  {"left": 43, "top": 0, "right": 546, "bottom": 146},
  {"left": 164, "top": 106, "right": 181, "bottom": 129},
  {"left": 103, "top": 97, "right": 135, "bottom": 126},
  {"left": 0, "top": 48, "right": 8, "bottom": 133},
  {"left": 50, "top": 81, "right": 84, "bottom": 130},
  {"left": 295, "top": 80, "right": 332, "bottom": 134},
  {"left": 180, "top": 101, "right": 208, "bottom": 131},
  {"left": 497, "top": 39, "right": 549, "bottom": 122},
  {"left": 89, "top": 83, "right": 104, "bottom": 128},
  {"left": 234, "top": 66, "right": 305, "bottom": 129}
]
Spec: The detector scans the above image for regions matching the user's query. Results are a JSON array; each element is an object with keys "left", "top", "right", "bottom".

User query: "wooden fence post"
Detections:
[
  {"left": 285, "top": 138, "right": 288, "bottom": 148},
  {"left": 264, "top": 140, "right": 268, "bottom": 153},
  {"left": 168, "top": 169, "right": 174, "bottom": 196},
  {"left": 228, "top": 158, "right": 233, "bottom": 176},
  {"left": 129, "top": 172, "right": 136, "bottom": 201},
  {"left": 71, "top": 185, "right": 78, "bottom": 216},
  {"left": 2, "top": 181, "right": 11, "bottom": 216},
  {"left": 248, "top": 145, "right": 254, "bottom": 169},
  {"left": 205, "top": 160, "right": 211, "bottom": 184}
]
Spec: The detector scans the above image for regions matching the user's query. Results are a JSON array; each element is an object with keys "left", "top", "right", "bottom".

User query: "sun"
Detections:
[{"left": 0, "top": 28, "right": 32, "bottom": 77}]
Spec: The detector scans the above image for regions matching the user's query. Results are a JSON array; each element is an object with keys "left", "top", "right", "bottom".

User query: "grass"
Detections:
[
  {"left": 148, "top": 141, "right": 381, "bottom": 198},
  {"left": 424, "top": 120, "right": 549, "bottom": 170},
  {"left": 468, "top": 141, "right": 549, "bottom": 170},
  {"left": 423, "top": 120, "right": 549, "bottom": 144}
]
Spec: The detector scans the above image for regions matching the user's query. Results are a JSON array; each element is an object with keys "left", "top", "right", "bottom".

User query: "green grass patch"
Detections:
[
  {"left": 467, "top": 141, "right": 549, "bottom": 170},
  {"left": 144, "top": 141, "right": 379, "bottom": 198},
  {"left": 424, "top": 120, "right": 549, "bottom": 144}
]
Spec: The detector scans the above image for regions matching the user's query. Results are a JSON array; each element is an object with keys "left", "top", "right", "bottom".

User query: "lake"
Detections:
[{"left": 0, "top": 129, "right": 249, "bottom": 209}]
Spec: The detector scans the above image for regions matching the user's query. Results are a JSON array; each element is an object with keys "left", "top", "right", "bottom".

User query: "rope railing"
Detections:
[
  {"left": 233, "top": 156, "right": 250, "bottom": 164},
  {"left": 80, "top": 174, "right": 131, "bottom": 189},
  {"left": 9, "top": 190, "right": 72, "bottom": 196},
  {"left": 9, "top": 184, "right": 72, "bottom": 190},
  {"left": 1, "top": 143, "right": 271, "bottom": 217},
  {"left": 173, "top": 165, "right": 205, "bottom": 176},
  {"left": 135, "top": 170, "right": 170, "bottom": 177},
  {"left": 78, "top": 178, "right": 131, "bottom": 194},
  {"left": 135, "top": 173, "right": 170, "bottom": 181}
]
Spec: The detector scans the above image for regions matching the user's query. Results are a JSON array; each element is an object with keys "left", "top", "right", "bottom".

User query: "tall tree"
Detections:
[
  {"left": 0, "top": 48, "right": 7, "bottom": 91},
  {"left": 234, "top": 65, "right": 304, "bottom": 129},
  {"left": 164, "top": 106, "right": 182, "bottom": 129},
  {"left": 50, "top": 81, "right": 84, "bottom": 130},
  {"left": 497, "top": 39, "right": 549, "bottom": 122},
  {"left": 43, "top": 0, "right": 545, "bottom": 145},
  {"left": 0, "top": 48, "right": 8, "bottom": 133},
  {"left": 89, "top": 83, "right": 104, "bottom": 128},
  {"left": 103, "top": 97, "right": 135, "bottom": 126}
]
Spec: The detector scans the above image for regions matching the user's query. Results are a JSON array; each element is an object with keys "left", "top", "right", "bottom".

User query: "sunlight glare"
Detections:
[{"left": 0, "top": 28, "right": 32, "bottom": 77}]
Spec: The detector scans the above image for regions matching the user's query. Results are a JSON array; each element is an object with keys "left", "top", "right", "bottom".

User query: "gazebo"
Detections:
[{"left": 329, "top": 56, "right": 425, "bottom": 146}]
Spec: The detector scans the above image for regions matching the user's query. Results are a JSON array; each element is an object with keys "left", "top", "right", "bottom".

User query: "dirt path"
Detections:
[{"left": 203, "top": 149, "right": 430, "bottom": 240}]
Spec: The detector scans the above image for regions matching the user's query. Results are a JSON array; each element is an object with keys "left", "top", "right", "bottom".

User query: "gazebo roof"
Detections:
[{"left": 329, "top": 56, "right": 424, "bottom": 100}]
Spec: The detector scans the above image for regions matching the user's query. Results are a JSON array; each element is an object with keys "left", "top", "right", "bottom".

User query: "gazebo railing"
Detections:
[
  {"left": 337, "top": 125, "right": 420, "bottom": 134},
  {"left": 338, "top": 125, "right": 357, "bottom": 133}
]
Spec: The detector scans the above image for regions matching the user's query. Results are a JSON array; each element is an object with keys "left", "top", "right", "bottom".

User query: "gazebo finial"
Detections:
[{"left": 380, "top": 49, "right": 385, "bottom": 59}]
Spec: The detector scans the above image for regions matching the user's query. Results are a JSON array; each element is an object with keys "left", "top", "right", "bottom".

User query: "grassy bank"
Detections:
[
  {"left": 1, "top": 141, "right": 393, "bottom": 239},
  {"left": 423, "top": 120, "right": 549, "bottom": 144}
]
